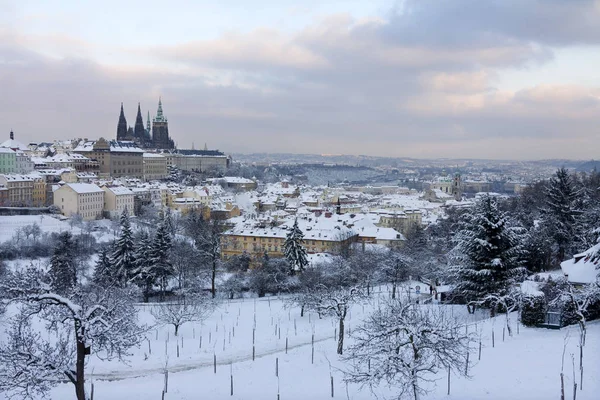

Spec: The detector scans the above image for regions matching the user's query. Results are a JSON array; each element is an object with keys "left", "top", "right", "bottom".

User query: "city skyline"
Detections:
[{"left": 1, "top": 0, "right": 600, "bottom": 160}]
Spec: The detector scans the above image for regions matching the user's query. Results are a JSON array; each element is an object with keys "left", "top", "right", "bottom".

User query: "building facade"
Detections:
[
  {"left": 53, "top": 183, "right": 104, "bottom": 220},
  {"left": 143, "top": 153, "right": 168, "bottom": 181},
  {"left": 0, "top": 174, "right": 34, "bottom": 206},
  {"left": 0, "top": 148, "right": 16, "bottom": 174},
  {"left": 102, "top": 186, "right": 135, "bottom": 218},
  {"left": 74, "top": 138, "right": 144, "bottom": 179}
]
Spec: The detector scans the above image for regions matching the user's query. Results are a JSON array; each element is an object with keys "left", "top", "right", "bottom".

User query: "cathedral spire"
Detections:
[
  {"left": 117, "top": 102, "right": 128, "bottom": 140},
  {"left": 134, "top": 102, "right": 145, "bottom": 139},
  {"left": 146, "top": 111, "right": 151, "bottom": 131},
  {"left": 155, "top": 97, "right": 166, "bottom": 122}
]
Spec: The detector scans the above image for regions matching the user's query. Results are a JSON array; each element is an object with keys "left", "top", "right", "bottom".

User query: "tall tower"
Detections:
[
  {"left": 151, "top": 97, "right": 174, "bottom": 149},
  {"left": 116, "top": 103, "right": 128, "bottom": 140},
  {"left": 134, "top": 103, "right": 145, "bottom": 142}
]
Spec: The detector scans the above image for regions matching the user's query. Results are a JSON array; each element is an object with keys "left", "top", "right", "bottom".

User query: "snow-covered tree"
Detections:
[
  {"left": 543, "top": 168, "right": 582, "bottom": 263},
  {"left": 92, "top": 245, "right": 114, "bottom": 286},
  {"left": 149, "top": 218, "right": 174, "bottom": 300},
  {"left": 0, "top": 268, "right": 146, "bottom": 400},
  {"left": 284, "top": 218, "right": 308, "bottom": 275},
  {"left": 192, "top": 218, "right": 222, "bottom": 299},
  {"left": 343, "top": 301, "right": 473, "bottom": 400},
  {"left": 248, "top": 252, "right": 292, "bottom": 297},
  {"left": 132, "top": 230, "right": 154, "bottom": 302},
  {"left": 450, "top": 195, "right": 526, "bottom": 314},
  {"left": 49, "top": 231, "right": 78, "bottom": 295},
  {"left": 151, "top": 295, "right": 216, "bottom": 336},
  {"left": 302, "top": 282, "right": 365, "bottom": 355},
  {"left": 379, "top": 250, "right": 412, "bottom": 300},
  {"left": 111, "top": 208, "right": 136, "bottom": 285}
]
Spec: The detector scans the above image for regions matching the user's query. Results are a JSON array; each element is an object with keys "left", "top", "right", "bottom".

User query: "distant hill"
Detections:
[{"left": 576, "top": 160, "right": 600, "bottom": 172}]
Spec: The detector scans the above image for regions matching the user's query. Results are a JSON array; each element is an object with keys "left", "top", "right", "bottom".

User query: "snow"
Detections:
[
  {"left": 64, "top": 183, "right": 104, "bottom": 194},
  {"left": 0, "top": 215, "right": 78, "bottom": 242},
  {"left": 0, "top": 281, "right": 598, "bottom": 400},
  {"left": 560, "top": 243, "right": 600, "bottom": 284}
]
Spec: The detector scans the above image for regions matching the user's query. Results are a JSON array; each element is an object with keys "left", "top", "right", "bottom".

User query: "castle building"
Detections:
[{"left": 116, "top": 98, "right": 174, "bottom": 150}]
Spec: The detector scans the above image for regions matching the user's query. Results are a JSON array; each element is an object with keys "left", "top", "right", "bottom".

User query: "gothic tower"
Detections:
[
  {"left": 151, "top": 97, "right": 174, "bottom": 149},
  {"left": 134, "top": 103, "right": 145, "bottom": 141},
  {"left": 116, "top": 103, "right": 128, "bottom": 140}
]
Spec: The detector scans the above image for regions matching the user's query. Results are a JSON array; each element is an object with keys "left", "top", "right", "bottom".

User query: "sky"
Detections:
[{"left": 1, "top": 0, "right": 599, "bottom": 160}]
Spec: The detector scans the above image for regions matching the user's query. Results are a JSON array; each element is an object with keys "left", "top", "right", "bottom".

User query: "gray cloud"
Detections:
[{"left": 1, "top": 2, "right": 599, "bottom": 160}]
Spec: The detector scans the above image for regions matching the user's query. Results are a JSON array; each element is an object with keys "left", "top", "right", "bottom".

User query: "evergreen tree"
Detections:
[
  {"left": 543, "top": 168, "right": 582, "bottom": 263},
  {"left": 576, "top": 169, "right": 600, "bottom": 250},
  {"left": 150, "top": 218, "right": 174, "bottom": 300},
  {"left": 132, "top": 230, "right": 154, "bottom": 302},
  {"left": 92, "top": 245, "right": 115, "bottom": 286},
  {"left": 450, "top": 195, "right": 526, "bottom": 314},
  {"left": 522, "top": 224, "right": 553, "bottom": 272},
  {"left": 284, "top": 218, "right": 308, "bottom": 275},
  {"left": 111, "top": 208, "right": 136, "bottom": 285},
  {"left": 49, "top": 232, "right": 77, "bottom": 295}
]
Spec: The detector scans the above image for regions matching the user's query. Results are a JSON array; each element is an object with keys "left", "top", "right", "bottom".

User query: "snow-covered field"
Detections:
[
  {"left": 0, "top": 215, "right": 79, "bottom": 242},
  {"left": 2, "top": 286, "right": 596, "bottom": 400},
  {"left": 0, "top": 215, "right": 117, "bottom": 244}
]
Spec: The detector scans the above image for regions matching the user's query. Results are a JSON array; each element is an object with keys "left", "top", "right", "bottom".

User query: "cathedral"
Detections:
[{"left": 116, "top": 98, "right": 175, "bottom": 149}]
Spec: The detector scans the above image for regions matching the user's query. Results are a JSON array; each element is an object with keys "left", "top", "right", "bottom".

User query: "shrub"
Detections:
[{"left": 520, "top": 295, "right": 546, "bottom": 326}]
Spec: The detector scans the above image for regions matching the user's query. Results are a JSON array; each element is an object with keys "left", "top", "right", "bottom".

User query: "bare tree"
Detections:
[
  {"left": 555, "top": 282, "right": 600, "bottom": 390},
  {"left": 303, "top": 284, "right": 365, "bottom": 355},
  {"left": 191, "top": 218, "right": 222, "bottom": 299},
  {"left": 0, "top": 268, "right": 146, "bottom": 400},
  {"left": 344, "top": 301, "right": 473, "bottom": 400},
  {"left": 476, "top": 287, "right": 524, "bottom": 337},
  {"left": 151, "top": 295, "right": 216, "bottom": 336}
]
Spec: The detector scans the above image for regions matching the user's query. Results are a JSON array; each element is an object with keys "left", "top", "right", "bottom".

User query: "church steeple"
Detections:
[
  {"left": 155, "top": 97, "right": 166, "bottom": 122},
  {"left": 9, "top": 130, "right": 14, "bottom": 140},
  {"left": 117, "top": 102, "right": 128, "bottom": 140},
  {"left": 146, "top": 111, "right": 151, "bottom": 131},
  {"left": 134, "top": 102, "right": 145, "bottom": 140}
]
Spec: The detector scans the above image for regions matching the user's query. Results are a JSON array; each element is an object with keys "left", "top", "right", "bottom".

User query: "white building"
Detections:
[
  {"left": 14, "top": 151, "right": 34, "bottom": 174},
  {"left": 143, "top": 153, "right": 168, "bottom": 181},
  {"left": 102, "top": 185, "right": 135, "bottom": 218},
  {"left": 53, "top": 183, "right": 105, "bottom": 220}
]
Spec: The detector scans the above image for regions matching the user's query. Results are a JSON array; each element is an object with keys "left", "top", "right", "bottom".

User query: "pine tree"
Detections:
[
  {"left": 450, "top": 195, "right": 526, "bottom": 314},
  {"left": 150, "top": 219, "right": 173, "bottom": 300},
  {"left": 284, "top": 218, "right": 308, "bottom": 275},
  {"left": 112, "top": 208, "right": 136, "bottom": 285},
  {"left": 92, "top": 245, "right": 115, "bottom": 286},
  {"left": 132, "top": 230, "right": 154, "bottom": 302},
  {"left": 50, "top": 232, "right": 77, "bottom": 295},
  {"left": 543, "top": 168, "right": 582, "bottom": 263}
]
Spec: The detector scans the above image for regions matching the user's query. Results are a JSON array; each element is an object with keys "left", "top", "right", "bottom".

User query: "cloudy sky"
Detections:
[{"left": 1, "top": 0, "right": 599, "bottom": 160}]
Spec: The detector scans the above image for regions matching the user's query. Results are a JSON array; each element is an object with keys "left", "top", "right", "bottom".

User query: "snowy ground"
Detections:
[
  {"left": 0, "top": 215, "right": 117, "bottom": 244},
  {"left": 1, "top": 285, "right": 597, "bottom": 400}
]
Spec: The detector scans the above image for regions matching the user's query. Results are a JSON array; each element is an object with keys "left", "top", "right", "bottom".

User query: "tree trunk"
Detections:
[
  {"left": 75, "top": 325, "right": 86, "bottom": 400},
  {"left": 175, "top": 324, "right": 179, "bottom": 336},
  {"left": 337, "top": 317, "right": 345, "bottom": 355},
  {"left": 392, "top": 282, "right": 396, "bottom": 300},
  {"left": 211, "top": 260, "right": 217, "bottom": 299},
  {"left": 300, "top": 304, "right": 305, "bottom": 317}
]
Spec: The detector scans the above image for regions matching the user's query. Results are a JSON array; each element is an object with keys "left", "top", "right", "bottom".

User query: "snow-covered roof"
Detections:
[
  {"left": 64, "top": 183, "right": 104, "bottom": 194},
  {"left": 0, "top": 138, "right": 29, "bottom": 151},
  {"left": 74, "top": 140, "right": 144, "bottom": 153},
  {"left": 560, "top": 243, "right": 600, "bottom": 284},
  {"left": 103, "top": 186, "right": 134, "bottom": 196},
  {"left": 0, "top": 174, "right": 34, "bottom": 182}
]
